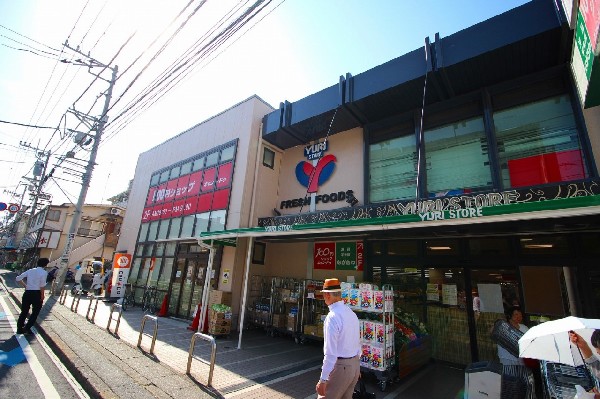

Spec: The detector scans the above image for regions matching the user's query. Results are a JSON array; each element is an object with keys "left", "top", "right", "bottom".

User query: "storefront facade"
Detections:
[{"left": 118, "top": 0, "right": 600, "bottom": 372}]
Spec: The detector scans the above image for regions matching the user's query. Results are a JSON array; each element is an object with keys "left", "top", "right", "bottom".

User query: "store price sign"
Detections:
[{"left": 314, "top": 241, "right": 364, "bottom": 271}]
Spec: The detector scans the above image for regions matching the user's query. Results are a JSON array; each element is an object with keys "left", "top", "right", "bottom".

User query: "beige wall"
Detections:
[{"left": 269, "top": 127, "right": 364, "bottom": 216}]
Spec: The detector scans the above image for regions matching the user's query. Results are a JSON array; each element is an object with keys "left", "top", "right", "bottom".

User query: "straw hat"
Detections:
[{"left": 322, "top": 278, "right": 342, "bottom": 292}]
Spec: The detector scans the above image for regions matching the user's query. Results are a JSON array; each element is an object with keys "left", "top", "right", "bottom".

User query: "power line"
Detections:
[
  {"left": 0, "top": 119, "right": 57, "bottom": 130},
  {"left": 0, "top": 23, "right": 63, "bottom": 52}
]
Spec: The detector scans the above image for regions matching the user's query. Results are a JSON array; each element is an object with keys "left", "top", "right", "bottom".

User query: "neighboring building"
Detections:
[
  {"left": 118, "top": 0, "right": 600, "bottom": 370},
  {"left": 20, "top": 203, "right": 125, "bottom": 269}
]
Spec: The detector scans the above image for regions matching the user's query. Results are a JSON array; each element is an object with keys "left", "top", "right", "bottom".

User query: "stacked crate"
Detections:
[{"left": 208, "top": 290, "right": 232, "bottom": 336}]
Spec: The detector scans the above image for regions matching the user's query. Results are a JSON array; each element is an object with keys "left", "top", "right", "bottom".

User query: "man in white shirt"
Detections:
[
  {"left": 15, "top": 258, "right": 49, "bottom": 335},
  {"left": 316, "top": 278, "right": 360, "bottom": 399}
]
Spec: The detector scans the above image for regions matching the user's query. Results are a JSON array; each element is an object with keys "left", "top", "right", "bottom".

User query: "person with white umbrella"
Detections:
[{"left": 570, "top": 330, "right": 600, "bottom": 398}]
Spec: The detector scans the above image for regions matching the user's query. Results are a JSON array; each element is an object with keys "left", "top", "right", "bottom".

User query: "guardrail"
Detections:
[
  {"left": 86, "top": 296, "right": 100, "bottom": 323},
  {"left": 59, "top": 284, "right": 69, "bottom": 304},
  {"left": 187, "top": 332, "right": 217, "bottom": 386},
  {"left": 106, "top": 303, "right": 123, "bottom": 335},
  {"left": 71, "top": 291, "right": 82, "bottom": 312},
  {"left": 137, "top": 314, "right": 158, "bottom": 354}
]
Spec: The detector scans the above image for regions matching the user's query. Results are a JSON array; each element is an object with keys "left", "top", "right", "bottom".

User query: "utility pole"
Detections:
[
  {"left": 53, "top": 45, "right": 118, "bottom": 295},
  {"left": 19, "top": 143, "right": 51, "bottom": 267}
]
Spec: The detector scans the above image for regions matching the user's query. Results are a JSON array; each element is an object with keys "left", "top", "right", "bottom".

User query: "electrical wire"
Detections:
[{"left": 0, "top": 23, "right": 63, "bottom": 53}]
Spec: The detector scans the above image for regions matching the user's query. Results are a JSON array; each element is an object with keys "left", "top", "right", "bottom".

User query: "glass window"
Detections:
[
  {"left": 252, "top": 242, "right": 266, "bottom": 264},
  {"left": 46, "top": 209, "right": 61, "bottom": 221},
  {"left": 469, "top": 238, "right": 511, "bottom": 256},
  {"left": 369, "top": 135, "right": 417, "bottom": 202},
  {"left": 129, "top": 258, "right": 143, "bottom": 283},
  {"left": 181, "top": 215, "right": 195, "bottom": 237},
  {"left": 159, "top": 170, "right": 170, "bottom": 183},
  {"left": 136, "top": 258, "right": 151, "bottom": 286},
  {"left": 157, "top": 220, "right": 169, "bottom": 240},
  {"left": 158, "top": 258, "right": 174, "bottom": 291},
  {"left": 205, "top": 152, "right": 218, "bottom": 168},
  {"left": 387, "top": 240, "right": 418, "bottom": 256},
  {"left": 193, "top": 157, "right": 205, "bottom": 171},
  {"left": 138, "top": 223, "right": 149, "bottom": 242},
  {"left": 169, "top": 217, "right": 182, "bottom": 238},
  {"left": 425, "top": 117, "right": 492, "bottom": 195},
  {"left": 221, "top": 146, "right": 235, "bottom": 163},
  {"left": 150, "top": 174, "right": 159, "bottom": 186},
  {"left": 263, "top": 147, "right": 275, "bottom": 168},
  {"left": 148, "top": 221, "right": 159, "bottom": 241},
  {"left": 170, "top": 165, "right": 181, "bottom": 179},
  {"left": 165, "top": 242, "right": 177, "bottom": 256},
  {"left": 135, "top": 244, "right": 144, "bottom": 256},
  {"left": 494, "top": 95, "right": 586, "bottom": 189},
  {"left": 209, "top": 210, "right": 226, "bottom": 232},
  {"left": 180, "top": 162, "right": 192, "bottom": 176},
  {"left": 195, "top": 212, "right": 210, "bottom": 235},
  {"left": 155, "top": 243, "right": 165, "bottom": 257},
  {"left": 143, "top": 244, "right": 153, "bottom": 257},
  {"left": 147, "top": 258, "right": 162, "bottom": 286}
]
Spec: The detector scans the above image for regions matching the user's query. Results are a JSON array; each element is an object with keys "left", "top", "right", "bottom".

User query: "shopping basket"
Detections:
[
  {"left": 491, "top": 319, "right": 524, "bottom": 358},
  {"left": 502, "top": 365, "right": 535, "bottom": 399},
  {"left": 540, "top": 360, "right": 595, "bottom": 399}
]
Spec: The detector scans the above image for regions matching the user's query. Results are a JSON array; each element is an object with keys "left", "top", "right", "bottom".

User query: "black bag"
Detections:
[{"left": 352, "top": 378, "right": 376, "bottom": 399}]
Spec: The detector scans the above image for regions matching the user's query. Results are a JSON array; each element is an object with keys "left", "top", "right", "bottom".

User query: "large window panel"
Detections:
[
  {"left": 425, "top": 117, "right": 492, "bottom": 195},
  {"left": 181, "top": 215, "right": 195, "bottom": 237},
  {"left": 494, "top": 95, "right": 587, "bottom": 189},
  {"left": 369, "top": 135, "right": 417, "bottom": 202}
]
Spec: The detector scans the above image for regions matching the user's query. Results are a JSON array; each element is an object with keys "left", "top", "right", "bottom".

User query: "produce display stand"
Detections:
[
  {"left": 297, "top": 279, "right": 326, "bottom": 344},
  {"left": 352, "top": 283, "right": 395, "bottom": 392},
  {"left": 267, "top": 277, "right": 302, "bottom": 339}
]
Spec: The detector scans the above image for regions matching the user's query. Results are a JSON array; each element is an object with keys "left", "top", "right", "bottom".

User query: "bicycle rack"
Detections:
[
  {"left": 71, "top": 291, "right": 82, "bottom": 312},
  {"left": 59, "top": 285, "right": 69, "bottom": 304},
  {"left": 106, "top": 303, "right": 123, "bottom": 335},
  {"left": 137, "top": 314, "right": 159, "bottom": 354},
  {"left": 187, "top": 332, "right": 217, "bottom": 386},
  {"left": 86, "top": 296, "right": 100, "bottom": 323}
]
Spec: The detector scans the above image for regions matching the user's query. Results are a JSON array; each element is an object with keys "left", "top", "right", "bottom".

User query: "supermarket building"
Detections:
[{"left": 117, "top": 0, "right": 600, "bottom": 371}]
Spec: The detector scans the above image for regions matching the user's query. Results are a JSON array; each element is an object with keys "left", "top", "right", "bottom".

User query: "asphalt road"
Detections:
[{"left": 0, "top": 278, "right": 90, "bottom": 399}]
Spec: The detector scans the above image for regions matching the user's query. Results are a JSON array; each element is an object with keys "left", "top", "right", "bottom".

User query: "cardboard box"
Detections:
[
  {"left": 304, "top": 324, "right": 317, "bottom": 335},
  {"left": 286, "top": 314, "right": 297, "bottom": 331},
  {"left": 209, "top": 309, "right": 232, "bottom": 321},
  {"left": 209, "top": 290, "right": 232, "bottom": 306},
  {"left": 210, "top": 318, "right": 231, "bottom": 327},
  {"left": 208, "top": 324, "right": 230, "bottom": 335},
  {"left": 272, "top": 314, "right": 285, "bottom": 328}
]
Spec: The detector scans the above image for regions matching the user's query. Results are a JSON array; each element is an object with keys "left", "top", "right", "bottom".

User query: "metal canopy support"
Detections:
[
  {"left": 197, "top": 240, "right": 216, "bottom": 333},
  {"left": 237, "top": 236, "right": 253, "bottom": 349}
]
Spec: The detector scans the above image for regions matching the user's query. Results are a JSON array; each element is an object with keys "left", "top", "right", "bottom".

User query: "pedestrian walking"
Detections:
[
  {"left": 316, "top": 278, "right": 360, "bottom": 399},
  {"left": 15, "top": 257, "right": 49, "bottom": 335}
]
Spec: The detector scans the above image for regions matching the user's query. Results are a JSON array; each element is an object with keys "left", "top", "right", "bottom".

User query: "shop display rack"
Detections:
[
  {"left": 267, "top": 277, "right": 302, "bottom": 338},
  {"left": 246, "top": 275, "right": 273, "bottom": 330},
  {"left": 297, "top": 279, "right": 327, "bottom": 344},
  {"left": 351, "top": 283, "right": 395, "bottom": 392}
]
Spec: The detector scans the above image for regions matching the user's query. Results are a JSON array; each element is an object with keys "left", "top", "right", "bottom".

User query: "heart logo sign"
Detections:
[{"left": 295, "top": 154, "right": 337, "bottom": 193}]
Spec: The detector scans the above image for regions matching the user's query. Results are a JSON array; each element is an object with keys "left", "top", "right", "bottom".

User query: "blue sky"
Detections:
[{"left": 0, "top": 0, "right": 529, "bottom": 212}]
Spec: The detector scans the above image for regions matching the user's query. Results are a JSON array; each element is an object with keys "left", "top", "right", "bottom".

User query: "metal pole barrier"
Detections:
[
  {"left": 187, "top": 332, "right": 217, "bottom": 386},
  {"left": 137, "top": 314, "right": 159, "bottom": 355},
  {"left": 71, "top": 291, "right": 82, "bottom": 312},
  {"left": 86, "top": 296, "right": 100, "bottom": 323},
  {"left": 107, "top": 303, "right": 123, "bottom": 335},
  {"left": 59, "top": 285, "right": 69, "bottom": 304}
]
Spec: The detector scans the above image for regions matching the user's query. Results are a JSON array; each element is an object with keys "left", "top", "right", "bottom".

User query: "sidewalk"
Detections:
[{"left": 0, "top": 269, "right": 465, "bottom": 399}]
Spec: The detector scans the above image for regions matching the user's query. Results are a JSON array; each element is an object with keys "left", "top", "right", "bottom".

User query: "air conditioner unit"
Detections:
[{"left": 110, "top": 207, "right": 122, "bottom": 215}]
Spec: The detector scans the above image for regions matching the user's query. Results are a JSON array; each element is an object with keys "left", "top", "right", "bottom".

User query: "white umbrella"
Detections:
[{"left": 518, "top": 316, "right": 600, "bottom": 366}]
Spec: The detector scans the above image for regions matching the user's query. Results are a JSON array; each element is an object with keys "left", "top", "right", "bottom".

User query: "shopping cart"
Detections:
[{"left": 540, "top": 361, "right": 595, "bottom": 399}]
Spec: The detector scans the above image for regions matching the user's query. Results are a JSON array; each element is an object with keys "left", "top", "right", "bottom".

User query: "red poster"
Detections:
[
  {"left": 154, "top": 183, "right": 167, "bottom": 203},
  {"left": 217, "top": 162, "right": 233, "bottom": 189},
  {"left": 171, "top": 199, "right": 186, "bottom": 217},
  {"left": 175, "top": 175, "right": 190, "bottom": 199},
  {"left": 141, "top": 207, "right": 152, "bottom": 222},
  {"left": 314, "top": 242, "right": 336, "bottom": 270},
  {"left": 164, "top": 179, "right": 178, "bottom": 202},
  {"left": 146, "top": 187, "right": 157, "bottom": 206},
  {"left": 183, "top": 197, "right": 198, "bottom": 215},
  {"left": 197, "top": 192, "right": 213, "bottom": 213},
  {"left": 202, "top": 167, "right": 216, "bottom": 192},
  {"left": 212, "top": 188, "right": 230, "bottom": 210},
  {"left": 508, "top": 149, "right": 585, "bottom": 187},
  {"left": 186, "top": 171, "right": 202, "bottom": 197}
]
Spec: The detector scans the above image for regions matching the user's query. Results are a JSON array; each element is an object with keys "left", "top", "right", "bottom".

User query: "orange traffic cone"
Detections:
[
  {"left": 157, "top": 294, "right": 169, "bottom": 317},
  {"left": 188, "top": 304, "right": 201, "bottom": 331}
]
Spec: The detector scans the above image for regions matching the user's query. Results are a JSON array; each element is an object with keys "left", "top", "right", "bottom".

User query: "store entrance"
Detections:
[{"left": 169, "top": 245, "right": 209, "bottom": 319}]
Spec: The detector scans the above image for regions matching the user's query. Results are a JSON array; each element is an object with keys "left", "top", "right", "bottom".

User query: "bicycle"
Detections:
[
  {"left": 121, "top": 284, "right": 136, "bottom": 311},
  {"left": 141, "top": 286, "right": 159, "bottom": 313}
]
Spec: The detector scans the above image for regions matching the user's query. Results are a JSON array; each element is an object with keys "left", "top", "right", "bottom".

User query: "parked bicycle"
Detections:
[
  {"left": 121, "top": 283, "right": 136, "bottom": 311},
  {"left": 141, "top": 286, "right": 159, "bottom": 313}
]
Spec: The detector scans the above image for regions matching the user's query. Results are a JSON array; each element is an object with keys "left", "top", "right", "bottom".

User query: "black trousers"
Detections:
[{"left": 17, "top": 290, "right": 42, "bottom": 331}]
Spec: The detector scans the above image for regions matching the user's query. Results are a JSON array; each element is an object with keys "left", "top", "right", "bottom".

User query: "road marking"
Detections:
[{"left": 0, "top": 295, "right": 61, "bottom": 398}]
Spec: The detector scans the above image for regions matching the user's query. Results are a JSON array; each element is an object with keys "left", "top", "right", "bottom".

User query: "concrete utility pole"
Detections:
[{"left": 53, "top": 47, "right": 118, "bottom": 295}]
